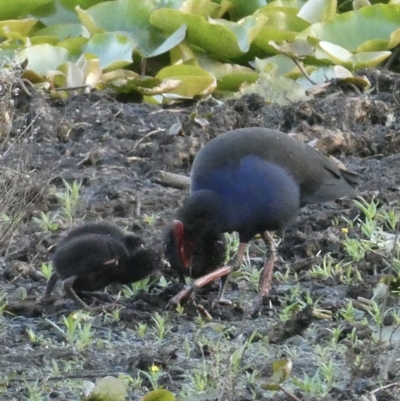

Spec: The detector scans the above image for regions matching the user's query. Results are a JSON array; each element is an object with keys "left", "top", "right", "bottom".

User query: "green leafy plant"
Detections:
[
  {"left": 139, "top": 364, "right": 163, "bottom": 390},
  {"left": 151, "top": 312, "right": 170, "bottom": 341},
  {"left": 40, "top": 262, "right": 53, "bottom": 279},
  {"left": 292, "top": 369, "right": 330, "bottom": 398},
  {"left": 143, "top": 212, "right": 161, "bottom": 226},
  {"left": 136, "top": 323, "right": 148, "bottom": 338},
  {"left": 0, "top": 292, "right": 7, "bottom": 317},
  {"left": 0, "top": 0, "right": 396, "bottom": 103},
  {"left": 46, "top": 311, "right": 94, "bottom": 350},
  {"left": 122, "top": 277, "right": 152, "bottom": 298},
  {"left": 26, "top": 328, "right": 51, "bottom": 347},
  {"left": 32, "top": 211, "right": 59, "bottom": 232},
  {"left": 23, "top": 380, "right": 45, "bottom": 401}
]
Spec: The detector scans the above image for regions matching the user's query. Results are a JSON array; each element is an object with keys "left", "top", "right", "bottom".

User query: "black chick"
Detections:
[{"left": 44, "top": 222, "right": 159, "bottom": 310}]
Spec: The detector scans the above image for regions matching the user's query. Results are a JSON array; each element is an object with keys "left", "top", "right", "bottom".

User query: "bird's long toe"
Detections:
[{"left": 166, "top": 286, "right": 194, "bottom": 310}]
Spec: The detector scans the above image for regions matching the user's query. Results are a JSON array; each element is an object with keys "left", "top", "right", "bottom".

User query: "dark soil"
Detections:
[{"left": 0, "top": 67, "right": 400, "bottom": 400}]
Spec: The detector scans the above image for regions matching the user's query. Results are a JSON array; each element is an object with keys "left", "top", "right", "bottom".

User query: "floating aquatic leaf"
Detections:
[
  {"left": 77, "top": 0, "right": 185, "bottom": 57},
  {"left": 82, "top": 32, "right": 135, "bottom": 71},
  {"left": 0, "top": 0, "right": 50, "bottom": 20},
  {"left": 18, "top": 44, "right": 69, "bottom": 76},
  {"left": 0, "top": 19, "right": 38, "bottom": 40},
  {"left": 151, "top": 9, "right": 266, "bottom": 59},
  {"left": 299, "top": 4, "right": 400, "bottom": 52},
  {"left": 240, "top": 70, "right": 307, "bottom": 105},
  {"left": 156, "top": 64, "right": 216, "bottom": 97},
  {"left": 297, "top": 0, "right": 337, "bottom": 24}
]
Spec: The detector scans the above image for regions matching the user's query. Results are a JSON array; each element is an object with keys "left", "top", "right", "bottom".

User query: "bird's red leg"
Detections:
[
  {"left": 218, "top": 242, "right": 248, "bottom": 304},
  {"left": 167, "top": 265, "right": 232, "bottom": 309},
  {"left": 167, "top": 242, "right": 248, "bottom": 309},
  {"left": 258, "top": 231, "right": 277, "bottom": 302}
]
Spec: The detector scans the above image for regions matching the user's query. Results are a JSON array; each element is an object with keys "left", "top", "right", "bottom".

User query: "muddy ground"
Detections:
[{"left": 0, "top": 67, "right": 400, "bottom": 401}]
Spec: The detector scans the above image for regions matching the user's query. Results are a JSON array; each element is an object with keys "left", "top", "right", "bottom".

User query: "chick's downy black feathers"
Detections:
[{"left": 44, "top": 221, "right": 159, "bottom": 309}]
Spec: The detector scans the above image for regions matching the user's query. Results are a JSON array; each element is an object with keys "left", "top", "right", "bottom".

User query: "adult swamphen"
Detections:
[
  {"left": 44, "top": 222, "right": 159, "bottom": 310},
  {"left": 165, "top": 127, "right": 359, "bottom": 310}
]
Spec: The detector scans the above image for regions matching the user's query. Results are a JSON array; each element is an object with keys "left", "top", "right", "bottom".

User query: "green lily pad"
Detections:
[
  {"left": 297, "top": 0, "right": 336, "bottom": 24},
  {"left": 77, "top": 0, "right": 185, "bottom": 57},
  {"left": 196, "top": 55, "right": 259, "bottom": 91},
  {"left": 75, "top": 6, "right": 103, "bottom": 35},
  {"left": 256, "top": 5, "right": 310, "bottom": 31},
  {"left": 352, "top": 51, "right": 391, "bottom": 69},
  {"left": 299, "top": 4, "right": 400, "bottom": 52},
  {"left": 269, "top": 39, "right": 314, "bottom": 58},
  {"left": 296, "top": 65, "right": 352, "bottom": 90},
  {"left": 240, "top": 70, "right": 306, "bottom": 105},
  {"left": 103, "top": 69, "right": 181, "bottom": 95},
  {"left": 59, "top": 0, "right": 105, "bottom": 9},
  {"left": 82, "top": 32, "right": 135, "bottom": 71},
  {"left": 54, "top": 61, "right": 85, "bottom": 88},
  {"left": 264, "top": 0, "right": 309, "bottom": 9},
  {"left": 53, "top": 55, "right": 101, "bottom": 89},
  {"left": 227, "top": 0, "right": 267, "bottom": 20},
  {"left": 34, "top": 23, "right": 86, "bottom": 40},
  {"left": 319, "top": 41, "right": 353, "bottom": 66},
  {"left": 0, "top": 19, "right": 38, "bottom": 40},
  {"left": 253, "top": 55, "right": 300, "bottom": 77},
  {"left": 0, "top": 0, "right": 51, "bottom": 19},
  {"left": 319, "top": 41, "right": 391, "bottom": 68},
  {"left": 170, "top": 42, "right": 196, "bottom": 64},
  {"left": 30, "top": 35, "right": 60, "bottom": 46},
  {"left": 156, "top": 64, "right": 215, "bottom": 97},
  {"left": 151, "top": 9, "right": 266, "bottom": 59},
  {"left": 33, "top": 0, "right": 80, "bottom": 25},
  {"left": 18, "top": 44, "right": 69, "bottom": 76},
  {"left": 252, "top": 7, "right": 309, "bottom": 54},
  {"left": 59, "top": 37, "right": 88, "bottom": 58},
  {"left": 180, "top": 0, "right": 231, "bottom": 19}
]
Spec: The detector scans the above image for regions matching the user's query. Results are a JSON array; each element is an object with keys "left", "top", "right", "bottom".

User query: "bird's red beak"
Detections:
[{"left": 173, "top": 220, "right": 192, "bottom": 268}]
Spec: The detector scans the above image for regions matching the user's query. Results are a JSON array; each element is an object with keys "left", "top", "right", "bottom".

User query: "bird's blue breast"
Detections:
[{"left": 191, "top": 155, "right": 300, "bottom": 240}]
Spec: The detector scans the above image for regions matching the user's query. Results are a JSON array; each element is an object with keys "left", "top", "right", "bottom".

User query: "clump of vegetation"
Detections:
[{"left": 0, "top": 0, "right": 397, "bottom": 103}]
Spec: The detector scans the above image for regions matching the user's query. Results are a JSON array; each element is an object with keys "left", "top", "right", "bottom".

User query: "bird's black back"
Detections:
[
  {"left": 192, "top": 128, "right": 359, "bottom": 205},
  {"left": 53, "top": 234, "right": 131, "bottom": 292},
  {"left": 59, "top": 221, "right": 144, "bottom": 256}
]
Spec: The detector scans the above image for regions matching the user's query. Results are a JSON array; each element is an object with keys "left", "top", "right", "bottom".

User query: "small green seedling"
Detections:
[
  {"left": 139, "top": 364, "right": 163, "bottom": 390},
  {"left": 55, "top": 179, "right": 82, "bottom": 225},
  {"left": 143, "top": 213, "right": 160, "bottom": 227},
  {"left": 136, "top": 323, "right": 148, "bottom": 338},
  {"left": 46, "top": 311, "right": 94, "bottom": 350},
  {"left": 151, "top": 312, "right": 170, "bottom": 341},
  {"left": 32, "top": 212, "right": 59, "bottom": 233},
  {"left": 122, "top": 277, "right": 151, "bottom": 298},
  {"left": 41, "top": 262, "right": 53, "bottom": 279}
]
